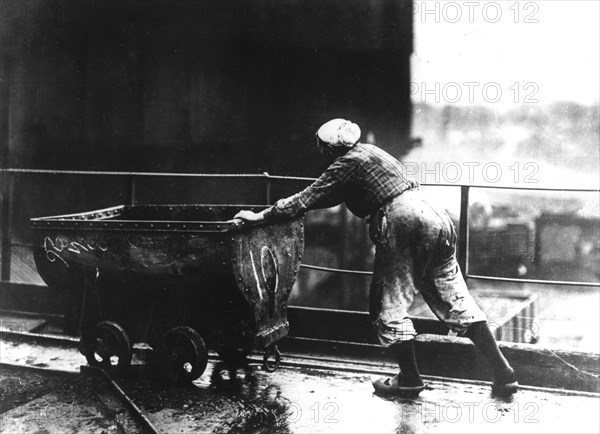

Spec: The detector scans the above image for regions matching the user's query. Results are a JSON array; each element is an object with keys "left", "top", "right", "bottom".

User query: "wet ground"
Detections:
[
  {"left": 0, "top": 366, "right": 137, "bottom": 433},
  {"left": 121, "top": 361, "right": 600, "bottom": 434},
  {"left": 1, "top": 338, "right": 599, "bottom": 433}
]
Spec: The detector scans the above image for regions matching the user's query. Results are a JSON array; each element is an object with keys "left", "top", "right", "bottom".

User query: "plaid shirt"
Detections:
[{"left": 264, "top": 143, "right": 418, "bottom": 219}]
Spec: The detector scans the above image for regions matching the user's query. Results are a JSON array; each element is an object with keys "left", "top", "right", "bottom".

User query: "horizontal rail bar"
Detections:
[
  {"left": 422, "top": 183, "right": 600, "bottom": 193},
  {"left": 466, "top": 274, "right": 600, "bottom": 288},
  {"left": 4, "top": 168, "right": 269, "bottom": 178},
  {"left": 300, "top": 265, "right": 600, "bottom": 287},
  {"left": 300, "top": 263, "right": 373, "bottom": 276},
  {"left": 300, "top": 264, "right": 600, "bottom": 287},
  {"left": 3, "top": 168, "right": 599, "bottom": 192},
  {"left": 2, "top": 168, "right": 316, "bottom": 182}
]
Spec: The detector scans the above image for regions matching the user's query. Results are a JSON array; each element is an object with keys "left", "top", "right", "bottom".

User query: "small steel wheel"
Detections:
[
  {"left": 80, "top": 321, "right": 132, "bottom": 374},
  {"left": 262, "top": 344, "right": 281, "bottom": 372},
  {"left": 161, "top": 326, "right": 208, "bottom": 383}
]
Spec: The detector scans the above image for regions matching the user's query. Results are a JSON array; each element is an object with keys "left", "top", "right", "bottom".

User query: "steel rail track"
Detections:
[
  {"left": 2, "top": 325, "right": 598, "bottom": 399},
  {"left": 0, "top": 361, "right": 160, "bottom": 434}
]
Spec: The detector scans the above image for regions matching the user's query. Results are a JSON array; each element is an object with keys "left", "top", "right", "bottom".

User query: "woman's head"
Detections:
[{"left": 315, "top": 118, "right": 361, "bottom": 162}]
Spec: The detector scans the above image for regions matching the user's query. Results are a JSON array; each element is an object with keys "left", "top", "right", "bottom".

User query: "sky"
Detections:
[{"left": 411, "top": 0, "right": 600, "bottom": 108}]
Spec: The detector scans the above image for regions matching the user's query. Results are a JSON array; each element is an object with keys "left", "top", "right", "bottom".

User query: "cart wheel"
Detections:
[
  {"left": 161, "top": 326, "right": 208, "bottom": 383},
  {"left": 80, "top": 321, "right": 132, "bottom": 375},
  {"left": 262, "top": 344, "right": 281, "bottom": 372},
  {"left": 215, "top": 346, "right": 252, "bottom": 367}
]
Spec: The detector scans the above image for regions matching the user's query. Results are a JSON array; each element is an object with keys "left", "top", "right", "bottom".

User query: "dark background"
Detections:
[
  {"left": 1, "top": 0, "right": 415, "bottom": 312},
  {"left": 1, "top": 0, "right": 414, "bottom": 174}
]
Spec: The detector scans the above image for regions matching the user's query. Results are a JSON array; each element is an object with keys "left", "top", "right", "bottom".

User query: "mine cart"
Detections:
[{"left": 31, "top": 204, "right": 304, "bottom": 382}]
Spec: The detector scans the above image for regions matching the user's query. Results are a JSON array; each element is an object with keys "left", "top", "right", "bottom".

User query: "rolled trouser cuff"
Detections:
[{"left": 373, "top": 316, "right": 417, "bottom": 346}]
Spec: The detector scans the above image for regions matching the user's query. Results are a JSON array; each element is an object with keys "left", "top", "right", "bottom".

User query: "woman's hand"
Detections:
[{"left": 233, "top": 210, "right": 265, "bottom": 223}]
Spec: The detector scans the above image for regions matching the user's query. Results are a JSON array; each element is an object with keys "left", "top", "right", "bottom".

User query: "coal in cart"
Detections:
[{"left": 31, "top": 204, "right": 304, "bottom": 382}]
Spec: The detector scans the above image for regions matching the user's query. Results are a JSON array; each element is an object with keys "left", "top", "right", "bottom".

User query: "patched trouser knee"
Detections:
[
  {"left": 421, "top": 259, "right": 487, "bottom": 334},
  {"left": 372, "top": 314, "right": 417, "bottom": 346}
]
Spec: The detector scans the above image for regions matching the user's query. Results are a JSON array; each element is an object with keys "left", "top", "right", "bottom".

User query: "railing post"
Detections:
[
  {"left": 1, "top": 172, "right": 12, "bottom": 282},
  {"left": 1, "top": 32, "right": 12, "bottom": 282},
  {"left": 127, "top": 175, "right": 137, "bottom": 205},
  {"left": 457, "top": 185, "right": 470, "bottom": 278},
  {"left": 263, "top": 172, "right": 272, "bottom": 205}
]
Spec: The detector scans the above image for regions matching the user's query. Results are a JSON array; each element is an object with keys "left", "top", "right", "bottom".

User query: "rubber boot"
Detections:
[
  {"left": 390, "top": 340, "right": 425, "bottom": 387},
  {"left": 464, "top": 321, "right": 518, "bottom": 396},
  {"left": 372, "top": 340, "right": 425, "bottom": 396}
]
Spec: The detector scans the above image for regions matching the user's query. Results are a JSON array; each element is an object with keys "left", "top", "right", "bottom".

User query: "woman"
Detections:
[{"left": 234, "top": 118, "right": 517, "bottom": 397}]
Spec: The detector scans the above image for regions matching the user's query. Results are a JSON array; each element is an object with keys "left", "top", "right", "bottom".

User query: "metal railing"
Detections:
[{"left": 1, "top": 168, "right": 599, "bottom": 287}]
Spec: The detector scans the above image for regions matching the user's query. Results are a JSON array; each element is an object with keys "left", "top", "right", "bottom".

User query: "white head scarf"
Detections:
[{"left": 316, "top": 118, "right": 361, "bottom": 148}]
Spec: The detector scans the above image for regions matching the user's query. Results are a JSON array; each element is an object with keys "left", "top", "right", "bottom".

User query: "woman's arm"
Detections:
[
  {"left": 233, "top": 209, "right": 269, "bottom": 223},
  {"left": 234, "top": 156, "right": 360, "bottom": 222}
]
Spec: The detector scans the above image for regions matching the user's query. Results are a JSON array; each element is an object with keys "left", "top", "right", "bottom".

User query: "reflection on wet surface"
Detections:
[
  {"left": 118, "top": 360, "right": 599, "bottom": 434},
  {"left": 120, "top": 362, "right": 291, "bottom": 433},
  {"left": 1, "top": 339, "right": 599, "bottom": 433}
]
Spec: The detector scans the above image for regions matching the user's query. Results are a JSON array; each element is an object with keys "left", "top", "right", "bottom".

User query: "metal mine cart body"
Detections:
[{"left": 31, "top": 204, "right": 304, "bottom": 382}]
